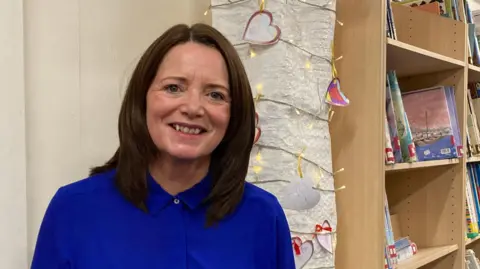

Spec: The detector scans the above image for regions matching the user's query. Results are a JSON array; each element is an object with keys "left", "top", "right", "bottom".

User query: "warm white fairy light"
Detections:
[
  {"left": 252, "top": 165, "right": 262, "bottom": 174},
  {"left": 333, "top": 168, "right": 344, "bottom": 175},
  {"left": 255, "top": 151, "right": 263, "bottom": 162},
  {"left": 249, "top": 48, "right": 257, "bottom": 58},
  {"left": 305, "top": 59, "right": 312, "bottom": 69}
]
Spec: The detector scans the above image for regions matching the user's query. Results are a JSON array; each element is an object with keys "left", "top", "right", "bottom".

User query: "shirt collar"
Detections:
[{"left": 146, "top": 171, "right": 213, "bottom": 214}]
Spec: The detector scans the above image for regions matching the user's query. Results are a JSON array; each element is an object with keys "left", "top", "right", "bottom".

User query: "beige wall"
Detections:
[
  {"left": 472, "top": 0, "right": 480, "bottom": 11},
  {"left": 0, "top": 0, "right": 27, "bottom": 268},
  {"left": 1, "top": 0, "right": 210, "bottom": 267}
]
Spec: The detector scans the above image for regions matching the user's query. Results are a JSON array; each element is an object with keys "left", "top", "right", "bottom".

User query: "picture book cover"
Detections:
[{"left": 402, "top": 86, "right": 458, "bottom": 161}]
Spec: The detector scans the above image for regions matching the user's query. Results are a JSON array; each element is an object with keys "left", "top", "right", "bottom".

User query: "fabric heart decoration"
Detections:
[
  {"left": 254, "top": 112, "right": 261, "bottom": 144},
  {"left": 277, "top": 178, "right": 321, "bottom": 211},
  {"left": 243, "top": 10, "right": 281, "bottom": 45},
  {"left": 315, "top": 220, "right": 333, "bottom": 254},
  {"left": 292, "top": 237, "right": 314, "bottom": 269}
]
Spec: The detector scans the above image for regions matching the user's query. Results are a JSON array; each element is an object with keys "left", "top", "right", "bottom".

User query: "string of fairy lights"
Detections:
[
  {"left": 207, "top": 0, "right": 346, "bottom": 195},
  {"left": 208, "top": 1, "right": 344, "bottom": 267},
  {"left": 209, "top": 0, "right": 346, "bottom": 198},
  {"left": 242, "top": 41, "right": 341, "bottom": 123}
]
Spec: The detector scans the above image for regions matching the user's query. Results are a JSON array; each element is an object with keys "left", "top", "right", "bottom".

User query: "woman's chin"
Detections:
[{"left": 164, "top": 147, "right": 208, "bottom": 162}]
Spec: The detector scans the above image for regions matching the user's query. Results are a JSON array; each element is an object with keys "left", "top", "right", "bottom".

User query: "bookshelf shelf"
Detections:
[
  {"left": 396, "top": 245, "right": 459, "bottom": 269},
  {"left": 385, "top": 159, "right": 460, "bottom": 172},
  {"left": 467, "top": 156, "right": 480, "bottom": 163},
  {"left": 468, "top": 64, "right": 480, "bottom": 82},
  {"left": 387, "top": 38, "right": 465, "bottom": 78},
  {"left": 466, "top": 236, "right": 480, "bottom": 246}
]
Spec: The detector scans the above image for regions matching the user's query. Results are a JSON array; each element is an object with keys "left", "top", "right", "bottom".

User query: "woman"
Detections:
[{"left": 31, "top": 23, "right": 295, "bottom": 269}]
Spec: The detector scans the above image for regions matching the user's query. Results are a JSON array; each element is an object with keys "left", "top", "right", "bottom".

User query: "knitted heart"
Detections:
[
  {"left": 243, "top": 10, "right": 281, "bottom": 45},
  {"left": 292, "top": 237, "right": 314, "bottom": 268}
]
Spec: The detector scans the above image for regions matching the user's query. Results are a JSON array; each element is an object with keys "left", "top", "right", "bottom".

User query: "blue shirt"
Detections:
[{"left": 31, "top": 169, "right": 295, "bottom": 269}]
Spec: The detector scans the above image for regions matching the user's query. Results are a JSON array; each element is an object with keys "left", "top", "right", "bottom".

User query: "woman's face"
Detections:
[{"left": 146, "top": 42, "right": 231, "bottom": 161}]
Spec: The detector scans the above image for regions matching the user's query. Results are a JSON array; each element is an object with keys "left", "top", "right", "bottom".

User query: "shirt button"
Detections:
[{"left": 173, "top": 198, "right": 180, "bottom": 204}]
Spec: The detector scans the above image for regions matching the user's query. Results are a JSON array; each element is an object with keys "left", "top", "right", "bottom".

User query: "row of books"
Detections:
[
  {"left": 386, "top": 0, "right": 397, "bottom": 39},
  {"left": 384, "top": 190, "right": 418, "bottom": 268},
  {"left": 464, "top": 0, "right": 480, "bottom": 66},
  {"left": 466, "top": 83, "right": 480, "bottom": 157},
  {"left": 386, "top": 0, "right": 480, "bottom": 67},
  {"left": 466, "top": 162, "right": 480, "bottom": 241},
  {"left": 384, "top": 70, "right": 463, "bottom": 165}
]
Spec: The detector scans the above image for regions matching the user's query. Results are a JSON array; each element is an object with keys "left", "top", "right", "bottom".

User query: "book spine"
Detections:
[
  {"left": 445, "top": 87, "right": 463, "bottom": 157},
  {"left": 384, "top": 190, "right": 397, "bottom": 265},
  {"left": 386, "top": 78, "right": 403, "bottom": 162},
  {"left": 387, "top": 70, "right": 417, "bottom": 162},
  {"left": 385, "top": 115, "right": 395, "bottom": 164},
  {"left": 466, "top": 177, "right": 478, "bottom": 236}
]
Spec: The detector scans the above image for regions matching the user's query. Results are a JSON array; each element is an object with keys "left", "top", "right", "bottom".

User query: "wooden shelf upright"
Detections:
[{"left": 332, "top": 1, "right": 469, "bottom": 269}]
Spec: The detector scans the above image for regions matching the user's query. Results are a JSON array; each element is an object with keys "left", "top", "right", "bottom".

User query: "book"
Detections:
[
  {"left": 385, "top": 115, "right": 395, "bottom": 164},
  {"left": 401, "top": 86, "right": 460, "bottom": 161},
  {"left": 387, "top": 0, "right": 397, "bottom": 39},
  {"left": 387, "top": 70, "right": 417, "bottom": 162},
  {"left": 386, "top": 78, "right": 403, "bottom": 163},
  {"left": 445, "top": 86, "right": 463, "bottom": 157}
]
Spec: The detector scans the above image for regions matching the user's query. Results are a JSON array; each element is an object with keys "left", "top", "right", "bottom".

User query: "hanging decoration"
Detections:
[
  {"left": 277, "top": 177, "right": 321, "bottom": 211},
  {"left": 242, "top": 0, "right": 281, "bottom": 45},
  {"left": 276, "top": 148, "right": 321, "bottom": 210},
  {"left": 315, "top": 220, "right": 334, "bottom": 253},
  {"left": 325, "top": 43, "right": 349, "bottom": 107},
  {"left": 292, "top": 237, "right": 314, "bottom": 269}
]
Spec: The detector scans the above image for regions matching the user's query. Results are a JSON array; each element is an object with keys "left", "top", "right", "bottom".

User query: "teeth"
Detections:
[{"left": 174, "top": 124, "right": 201, "bottom": 135}]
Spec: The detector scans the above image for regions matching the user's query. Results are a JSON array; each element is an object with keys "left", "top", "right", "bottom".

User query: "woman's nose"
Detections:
[{"left": 179, "top": 89, "right": 205, "bottom": 118}]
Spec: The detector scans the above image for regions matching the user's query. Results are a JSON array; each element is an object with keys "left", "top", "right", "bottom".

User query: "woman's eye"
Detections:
[
  {"left": 164, "top": 84, "right": 180, "bottom": 93},
  {"left": 208, "top": 91, "right": 225, "bottom": 101}
]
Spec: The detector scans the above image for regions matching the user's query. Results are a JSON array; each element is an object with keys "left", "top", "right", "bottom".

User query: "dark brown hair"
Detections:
[{"left": 90, "top": 23, "right": 255, "bottom": 225}]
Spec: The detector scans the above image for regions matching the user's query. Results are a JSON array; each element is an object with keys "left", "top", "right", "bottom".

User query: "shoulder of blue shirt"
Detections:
[{"left": 47, "top": 169, "right": 286, "bottom": 218}]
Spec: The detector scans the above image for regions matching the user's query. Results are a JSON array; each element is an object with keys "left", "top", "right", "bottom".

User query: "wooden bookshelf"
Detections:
[
  {"left": 396, "top": 245, "right": 459, "bottom": 269},
  {"left": 468, "top": 64, "right": 480, "bottom": 82},
  {"left": 332, "top": 1, "right": 468, "bottom": 269}
]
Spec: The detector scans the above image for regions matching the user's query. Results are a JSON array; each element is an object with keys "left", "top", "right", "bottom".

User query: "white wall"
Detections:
[
  {"left": 0, "top": 0, "right": 27, "bottom": 268},
  {"left": 2, "top": 0, "right": 210, "bottom": 267},
  {"left": 471, "top": 0, "right": 480, "bottom": 11}
]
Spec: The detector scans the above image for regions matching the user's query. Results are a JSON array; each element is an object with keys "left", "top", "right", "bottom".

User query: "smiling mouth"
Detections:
[{"left": 169, "top": 124, "right": 207, "bottom": 135}]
